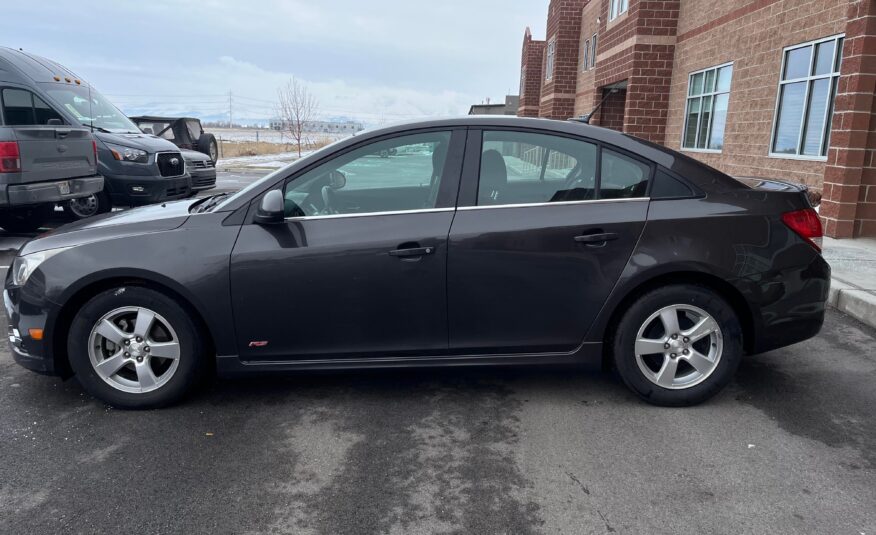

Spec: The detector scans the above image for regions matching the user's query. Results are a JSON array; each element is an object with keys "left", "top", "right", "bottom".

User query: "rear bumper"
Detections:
[
  {"left": 742, "top": 254, "right": 831, "bottom": 354},
  {"left": 0, "top": 175, "right": 104, "bottom": 207}
]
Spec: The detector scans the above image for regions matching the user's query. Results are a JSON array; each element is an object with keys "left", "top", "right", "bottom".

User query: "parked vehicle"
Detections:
[
  {"left": 4, "top": 116, "right": 829, "bottom": 409},
  {"left": 0, "top": 47, "right": 104, "bottom": 232},
  {"left": 130, "top": 116, "right": 218, "bottom": 162},
  {"left": 181, "top": 149, "right": 216, "bottom": 194}
]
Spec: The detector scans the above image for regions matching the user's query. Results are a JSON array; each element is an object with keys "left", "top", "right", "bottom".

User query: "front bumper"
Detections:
[
  {"left": 104, "top": 172, "right": 191, "bottom": 206},
  {"left": 0, "top": 175, "right": 104, "bottom": 207},
  {"left": 4, "top": 287, "right": 58, "bottom": 375},
  {"left": 190, "top": 167, "right": 217, "bottom": 191}
]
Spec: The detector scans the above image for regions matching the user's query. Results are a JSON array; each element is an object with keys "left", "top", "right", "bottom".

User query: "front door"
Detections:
[
  {"left": 230, "top": 130, "right": 463, "bottom": 361},
  {"left": 447, "top": 129, "right": 651, "bottom": 354}
]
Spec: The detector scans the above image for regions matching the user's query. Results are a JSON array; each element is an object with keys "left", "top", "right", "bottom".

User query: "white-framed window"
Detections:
[
  {"left": 546, "top": 38, "right": 556, "bottom": 81},
  {"left": 770, "top": 34, "right": 844, "bottom": 159},
  {"left": 682, "top": 63, "right": 733, "bottom": 152},
  {"left": 520, "top": 66, "right": 526, "bottom": 96},
  {"left": 591, "top": 34, "right": 598, "bottom": 68},
  {"left": 582, "top": 39, "right": 591, "bottom": 72},
  {"left": 609, "top": 0, "right": 629, "bottom": 20}
]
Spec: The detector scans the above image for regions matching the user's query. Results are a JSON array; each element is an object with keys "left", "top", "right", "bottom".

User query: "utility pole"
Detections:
[{"left": 228, "top": 91, "right": 233, "bottom": 128}]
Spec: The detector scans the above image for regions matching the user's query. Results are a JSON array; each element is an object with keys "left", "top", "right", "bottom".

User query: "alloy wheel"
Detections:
[
  {"left": 88, "top": 306, "right": 181, "bottom": 394},
  {"left": 633, "top": 304, "right": 723, "bottom": 390}
]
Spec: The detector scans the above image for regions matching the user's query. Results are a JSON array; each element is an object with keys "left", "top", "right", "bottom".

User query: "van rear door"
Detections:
[{"left": 1, "top": 87, "right": 95, "bottom": 184}]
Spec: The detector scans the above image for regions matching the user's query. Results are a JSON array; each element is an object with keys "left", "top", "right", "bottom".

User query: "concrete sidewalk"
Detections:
[{"left": 823, "top": 237, "right": 876, "bottom": 328}]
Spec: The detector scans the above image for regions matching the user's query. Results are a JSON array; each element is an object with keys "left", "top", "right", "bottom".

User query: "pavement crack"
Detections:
[{"left": 565, "top": 470, "right": 590, "bottom": 495}]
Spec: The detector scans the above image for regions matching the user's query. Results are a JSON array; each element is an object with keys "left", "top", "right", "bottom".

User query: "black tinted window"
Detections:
[
  {"left": 33, "top": 95, "right": 64, "bottom": 125},
  {"left": 652, "top": 169, "right": 694, "bottom": 199},
  {"left": 1, "top": 89, "right": 65, "bottom": 126},
  {"left": 2, "top": 89, "right": 35, "bottom": 125},
  {"left": 600, "top": 149, "right": 650, "bottom": 199}
]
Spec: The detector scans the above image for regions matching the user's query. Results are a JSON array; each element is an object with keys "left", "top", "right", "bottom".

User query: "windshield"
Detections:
[{"left": 42, "top": 84, "right": 140, "bottom": 133}]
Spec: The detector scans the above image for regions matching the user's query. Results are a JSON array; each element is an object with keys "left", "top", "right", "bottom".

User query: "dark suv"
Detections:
[{"left": 0, "top": 47, "right": 104, "bottom": 232}]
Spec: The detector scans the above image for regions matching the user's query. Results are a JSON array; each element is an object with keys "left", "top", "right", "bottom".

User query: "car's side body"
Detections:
[{"left": 5, "top": 116, "right": 829, "bottom": 379}]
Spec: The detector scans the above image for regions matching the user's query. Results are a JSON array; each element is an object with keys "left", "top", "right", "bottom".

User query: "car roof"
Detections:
[
  {"left": 358, "top": 116, "right": 683, "bottom": 169},
  {"left": 0, "top": 47, "right": 89, "bottom": 86}
]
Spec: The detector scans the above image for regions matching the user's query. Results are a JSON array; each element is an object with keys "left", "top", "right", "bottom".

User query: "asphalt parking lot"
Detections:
[{"left": 0, "top": 171, "right": 875, "bottom": 534}]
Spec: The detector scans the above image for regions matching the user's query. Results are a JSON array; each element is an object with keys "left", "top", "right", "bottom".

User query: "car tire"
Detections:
[
  {"left": 612, "top": 284, "right": 743, "bottom": 407},
  {"left": 67, "top": 286, "right": 206, "bottom": 409},
  {"left": 0, "top": 204, "right": 53, "bottom": 233},
  {"left": 197, "top": 133, "right": 219, "bottom": 162},
  {"left": 64, "top": 190, "right": 112, "bottom": 220}
]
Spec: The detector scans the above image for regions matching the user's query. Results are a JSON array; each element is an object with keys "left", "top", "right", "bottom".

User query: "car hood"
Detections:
[
  {"left": 95, "top": 131, "right": 180, "bottom": 153},
  {"left": 19, "top": 199, "right": 197, "bottom": 255},
  {"left": 181, "top": 149, "right": 209, "bottom": 162}
]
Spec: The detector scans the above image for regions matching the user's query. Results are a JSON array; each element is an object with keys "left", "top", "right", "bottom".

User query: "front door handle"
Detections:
[
  {"left": 389, "top": 246, "right": 434, "bottom": 258},
  {"left": 574, "top": 232, "right": 619, "bottom": 245}
]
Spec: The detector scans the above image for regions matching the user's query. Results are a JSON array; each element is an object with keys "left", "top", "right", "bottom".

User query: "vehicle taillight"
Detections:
[
  {"left": 782, "top": 208, "right": 823, "bottom": 252},
  {"left": 92, "top": 140, "right": 98, "bottom": 164},
  {"left": 0, "top": 141, "right": 21, "bottom": 173}
]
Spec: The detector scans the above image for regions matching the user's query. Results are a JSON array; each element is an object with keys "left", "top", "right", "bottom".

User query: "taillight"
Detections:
[
  {"left": 92, "top": 140, "right": 98, "bottom": 164},
  {"left": 782, "top": 208, "right": 823, "bottom": 252},
  {"left": 0, "top": 141, "right": 21, "bottom": 173}
]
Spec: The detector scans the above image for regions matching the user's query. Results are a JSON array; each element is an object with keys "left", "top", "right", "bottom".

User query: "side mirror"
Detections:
[
  {"left": 47, "top": 118, "right": 63, "bottom": 126},
  {"left": 254, "top": 189, "right": 285, "bottom": 225}
]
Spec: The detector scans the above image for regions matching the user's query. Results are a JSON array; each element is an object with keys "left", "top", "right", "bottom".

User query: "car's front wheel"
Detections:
[
  {"left": 612, "top": 284, "right": 742, "bottom": 406},
  {"left": 68, "top": 286, "right": 205, "bottom": 409}
]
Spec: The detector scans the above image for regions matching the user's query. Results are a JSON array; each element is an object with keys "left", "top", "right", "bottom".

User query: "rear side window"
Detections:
[
  {"left": 600, "top": 149, "right": 650, "bottom": 199},
  {"left": 186, "top": 120, "right": 202, "bottom": 140},
  {"left": 1, "top": 88, "right": 65, "bottom": 126},
  {"left": 651, "top": 169, "right": 695, "bottom": 199},
  {"left": 478, "top": 131, "right": 597, "bottom": 205},
  {"left": 476, "top": 131, "right": 652, "bottom": 206}
]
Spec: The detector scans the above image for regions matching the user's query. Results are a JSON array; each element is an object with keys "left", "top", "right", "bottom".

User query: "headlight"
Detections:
[
  {"left": 106, "top": 143, "right": 149, "bottom": 163},
  {"left": 11, "top": 247, "right": 73, "bottom": 286}
]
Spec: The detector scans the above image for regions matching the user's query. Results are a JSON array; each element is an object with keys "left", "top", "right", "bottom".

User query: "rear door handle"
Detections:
[
  {"left": 389, "top": 246, "right": 434, "bottom": 258},
  {"left": 574, "top": 232, "right": 619, "bottom": 245}
]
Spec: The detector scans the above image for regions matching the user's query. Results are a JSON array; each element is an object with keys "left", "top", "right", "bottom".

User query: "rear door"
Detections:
[
  {"left": 1, "top": 87, "right": 94, "bottom": 184},
  {"left": 447, "top": 129, "right": 651, "bottom": 354}
]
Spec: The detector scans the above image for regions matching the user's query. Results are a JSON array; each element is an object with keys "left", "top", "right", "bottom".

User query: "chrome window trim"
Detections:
[
  {"left": 458, "top": 197, "right": 649, "bottom": 212},
  {"left": 284, "top": 207, "right": 454, "bottom": 222}
]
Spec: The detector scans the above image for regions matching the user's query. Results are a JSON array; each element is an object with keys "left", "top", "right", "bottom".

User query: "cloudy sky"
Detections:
[{"left": 5, "top": 0, "right": 548, "bottom": 125}]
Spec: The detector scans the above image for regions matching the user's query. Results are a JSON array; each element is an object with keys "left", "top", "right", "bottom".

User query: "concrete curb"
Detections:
[{"left": 828, "top": 278, "right": 876, "bottom": 329}]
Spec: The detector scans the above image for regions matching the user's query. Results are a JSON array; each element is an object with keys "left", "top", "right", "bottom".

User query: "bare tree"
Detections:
[{"left": 276, "top": 78, "right": 319, "bottom": 157}]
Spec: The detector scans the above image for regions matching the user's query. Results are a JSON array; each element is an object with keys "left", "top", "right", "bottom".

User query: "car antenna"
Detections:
[{"left": 569, "top": 87, "right": 620, "bottom": 125}]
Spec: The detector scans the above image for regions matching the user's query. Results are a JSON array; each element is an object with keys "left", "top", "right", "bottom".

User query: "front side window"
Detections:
[
  {"left": 609, "top": 0, "right": 629, "bottom": 20},
  {"left": 546, "top": 38, "right": 556, "bottom": 81},
  {"left": 771, "top": 35, "right": 844, "bottom": 158},
  {"left": 683, "top": 63, "right": 733, "bottom": 151},
  {"left": 1, "top": 89, "right": 65, "bottom": 126},
  {"left": 283, "top": 131, "right": 452, "bottom": 218},
  {"left": 476, "top": 131, "right": 650, "bottom": 206}
]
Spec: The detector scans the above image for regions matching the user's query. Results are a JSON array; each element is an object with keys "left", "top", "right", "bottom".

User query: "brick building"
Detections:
[{"left": 518, "top": 0, "right": 876, "bottom": 237}]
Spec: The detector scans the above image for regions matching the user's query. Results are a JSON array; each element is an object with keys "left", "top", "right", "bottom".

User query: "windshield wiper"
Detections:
[
  {"left": 83, "top": 124, "right": 112, "bottom": 134},
  {"left": 194, "top": 192, "right": 230, "bottom": 213}
]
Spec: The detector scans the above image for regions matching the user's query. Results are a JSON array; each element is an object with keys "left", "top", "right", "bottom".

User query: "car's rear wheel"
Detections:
[
  {"left": 68, "top": 287, "right": 205, "bottom": 409},
  {"left": 612, "top": 284, "right": 742, "bottom": 406},
  {"left": 65, "top": 190, "right": 111, "bottom": 220}
]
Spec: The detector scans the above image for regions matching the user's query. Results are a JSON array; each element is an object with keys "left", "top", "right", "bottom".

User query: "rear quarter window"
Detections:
[{"left": 651, "top": 169, "right": 696, "bottom": 199}]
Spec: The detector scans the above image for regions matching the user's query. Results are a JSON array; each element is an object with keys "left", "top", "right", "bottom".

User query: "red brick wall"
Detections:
[
  {"left": 540, "top": 0, "right": 588, "bottom": 119},
  {"left": 519, "top": 28, "right": 546, "bottom": 117},
  {"left": 821, "top": 0, "right": 876, "bottom": 237},
  {"left": 665, "top": 0, "right": 847, "bottom": 190},
  {"left": 595, "top": 88, "right": 627, "bottom": 130}
]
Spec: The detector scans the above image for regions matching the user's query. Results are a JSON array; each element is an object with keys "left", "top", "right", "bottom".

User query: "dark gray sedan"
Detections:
[{"left": 4, "top": 116, "right": 829, "bottom": 409}]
